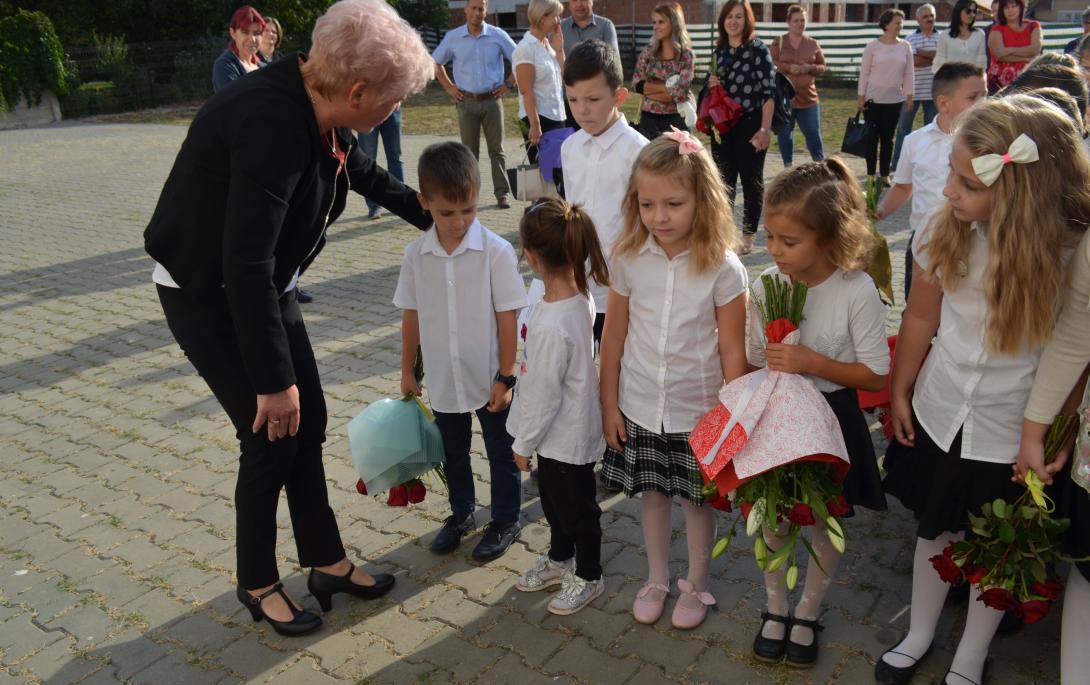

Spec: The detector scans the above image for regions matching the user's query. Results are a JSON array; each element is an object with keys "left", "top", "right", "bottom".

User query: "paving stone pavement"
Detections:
[{"left": 0, "top": 122, "right": 1062, "bottom": 685}]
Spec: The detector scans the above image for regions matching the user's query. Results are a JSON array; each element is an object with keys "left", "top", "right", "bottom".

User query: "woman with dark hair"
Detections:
[
  {"left": 857, "top": 8, "right": 914, "bottom": 184},
  {"left": 770, "top": 4, "right": 827, "bottom": 168},
  {"left": 146, "top": 0, "right": 435, "bottom": 637},
  {"left": 704, "top": 0, "right": 774, "bottom": 254},
  {"left": 987, "top": 0, "right": 1041, "bottom": 90},
  {"left": 632, "top": 2, "right": 695, "bottom": 139},
  {"left": 935, "top": 0, "right": 987, "bottom": 71},
  {"left": 212, "top": 5, "right": 266, "bottom": 92}
]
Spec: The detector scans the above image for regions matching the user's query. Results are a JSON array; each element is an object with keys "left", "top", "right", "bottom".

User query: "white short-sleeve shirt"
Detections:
[
  {"left": 911, "top": 223, "right": 1048, "bottom": 464},
  {"left": 892, "top": 119, "right": 954, "bottom": 235},
  {"left": 612, "top": 238, "right": 748, "bottom": 434},
  {"left": 512, "top": 34, "right": 566, "bottom": 122},
  {"left": 561, "top": 114, "right": 649, "bottom": 312},
  {"left": 747, "top": 267, "right": 890, "bottom": 393},
  {"left": 393, "top": 220, "right": 527, "bottom": 413}
]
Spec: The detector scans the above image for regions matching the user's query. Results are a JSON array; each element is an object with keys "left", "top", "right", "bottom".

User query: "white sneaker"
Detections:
[
  {"left": 516, "top": 554, "right": 572, "bottom": 592},
  {"left": 547, "top": 572, "right": 603, "bottom": 615}
]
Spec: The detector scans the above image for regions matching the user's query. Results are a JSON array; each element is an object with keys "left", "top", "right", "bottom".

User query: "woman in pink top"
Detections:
[
  {"left": 857, "top": 8, "right": 914, "bottom": 183},
  {"left": 987, "top": 0, "right": 1041, "bottom": 90}
]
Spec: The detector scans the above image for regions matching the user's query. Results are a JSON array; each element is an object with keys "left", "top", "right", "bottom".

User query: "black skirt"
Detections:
[
  {"left": 823, "top": 388, "right": 888, "bottom": 512},
  {"left": 883, "top": 412, "right": 1021, "bottom": 540},
  {"left": 1050, "top": 465, "right": 1090, "bottom": 582}
]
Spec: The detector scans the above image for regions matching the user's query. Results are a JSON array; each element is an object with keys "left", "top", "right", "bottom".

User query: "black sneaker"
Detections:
[
  {"left": 471, "top": 521, "right": 520, "bottom": 561},
  {"left": 431, "top": 513, "right": 475, "bottom": 554}
]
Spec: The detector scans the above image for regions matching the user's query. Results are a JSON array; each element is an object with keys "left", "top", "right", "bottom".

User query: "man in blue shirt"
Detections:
[
  {"left": 1064, "top": 8, "right": 1090, "bottom": 54},
  {"left": 433, "top": 0, "right": 518, "bottom": 208}
]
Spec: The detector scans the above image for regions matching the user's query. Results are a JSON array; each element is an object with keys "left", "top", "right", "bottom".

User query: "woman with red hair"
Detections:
[{"left": 213, "top": 5, "right": 266, "bottom": 92}]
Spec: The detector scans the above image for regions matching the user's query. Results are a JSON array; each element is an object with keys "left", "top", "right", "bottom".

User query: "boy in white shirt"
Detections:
[
  {"left": 560, "top": 39, "right": 649, "bottom": 345},
  {"left": 393, "top": 142, "right": 527, "bottom": 561},
  {"left": 876, "top": 62, "right": 987, "bottom": 299}
]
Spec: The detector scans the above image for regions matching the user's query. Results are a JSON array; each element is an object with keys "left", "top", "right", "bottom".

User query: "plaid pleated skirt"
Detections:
[{"left": 599, "top": 414, "right": 706, "bottom": 505}]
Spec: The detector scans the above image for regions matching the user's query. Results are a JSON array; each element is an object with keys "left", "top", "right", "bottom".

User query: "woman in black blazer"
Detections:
[{"left": 145, "top": 0, "right": 435, "bottom": 637}]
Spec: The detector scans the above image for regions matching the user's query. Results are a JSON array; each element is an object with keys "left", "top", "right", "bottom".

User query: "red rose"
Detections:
[
  {"left": 386, "top": 485, "right": 408, "bottom": 507},
  {"left": 765, "top": 318, "right": 799, "bottom": 344},
  {"left": 520, "top": 323, "right": 527, "bottom": 341},
  {"left": 1031, "top": 578, "right": 1063, "bottom": 601},
  {"left": 707, "top": 493, "right": 732, "bottom": 513},
  {"left": 740, "top": 501, "right": 753, "bottom": 520},
  {"left": 930, "top": 547, "right": 962, "bottom": 585},
  {"left": 826, "top": 496, "right": 851, "bottom": 518},
  {"left": 963, "top": 565, "right": 987, "bottom": 585},
  {"left": 1017, "top": 599, "right": 1052, "bottom": 625},
  {"left": 978, "top": 587, "right": 1017, "bottom": 612},
  {"left": 355, "top": 478, "right": 368, "bottom": 495},
  {"left": 787, "top": 503, "right": 816, "bottom": 526},
  {"left": 407, "top": 480, "right": 426, "bottom": 504}
]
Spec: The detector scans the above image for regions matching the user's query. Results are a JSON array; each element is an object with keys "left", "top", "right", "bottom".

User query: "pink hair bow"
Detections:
[
  {"left": 970, "top": 133, "right": 1038, "bottom": 187},
  {"left": 663, "top": 126, "right": 704, "bottom": 155}
]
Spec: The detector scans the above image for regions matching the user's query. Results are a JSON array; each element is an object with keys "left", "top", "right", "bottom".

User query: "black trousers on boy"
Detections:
[{"left": 538, "top": 456, "right": 602, "bottom": 581}]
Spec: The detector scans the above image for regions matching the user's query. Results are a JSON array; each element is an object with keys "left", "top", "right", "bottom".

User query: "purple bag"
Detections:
[{"left": 538, "top": 127, "right": 575, "bottom": 186}]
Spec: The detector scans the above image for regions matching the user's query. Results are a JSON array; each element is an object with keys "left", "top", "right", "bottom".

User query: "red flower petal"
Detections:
[
  {"left": 407, "top": 481, "right": 426, "bottom": 504},
  {"left": 355, "top": 478, "right": 368, "bottom": 495},
  {"left": 787, "top": 502, "right": 816, "bottom": 526},
  {"left": 386, "top": 485, "right": 408, "bottom": 507}
]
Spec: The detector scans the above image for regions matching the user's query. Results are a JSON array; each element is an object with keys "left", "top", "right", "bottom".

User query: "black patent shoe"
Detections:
[
  {"left": 307, "top": 563, "right": 395, "bottom": 612},
  {"left": 296, "top": 288, "right": 313, "bottom": 303},
  {"left": 945, "top": 659, "right": 990, "bottom": 685},
  {"left": 753, "top": 611, "right": 791, "bottom": 662},
  {"left": 874, "top": 642, "right": 933, "bottom": 685},
  {"left": 431, "top": 512, "right": 476, "bottom": 554},
  {"left": 785, "top": 616, "right": 823, "bottom": 668},
  {"left": 236, "top": 582, "right": 322, "bottom": 637},
  {"left": 471, "top": 521, "right": 521, "bottom": 561}
]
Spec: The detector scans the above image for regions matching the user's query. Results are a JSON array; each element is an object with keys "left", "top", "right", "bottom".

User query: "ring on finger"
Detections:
[{"left": 270, "top": 419, "right": 281, "bottom": 425}]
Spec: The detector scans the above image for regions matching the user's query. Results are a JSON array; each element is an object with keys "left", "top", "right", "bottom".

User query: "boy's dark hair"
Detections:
[
  {"left": 417, "top": 142, "right": 480, "bottom": 202},
  {"left": 932, "top": 61, "right": 985, "bottom": 97},
  {"left": 562, "top": 39, "right": 623, "bottom": 90},
  {"left": 1002, "top": 59, "right": 1088, "bottom": 120}
]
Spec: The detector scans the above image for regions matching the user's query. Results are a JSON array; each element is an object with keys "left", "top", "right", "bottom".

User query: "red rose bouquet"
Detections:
[
  {"left": 931, "top": 416, "right": 1079, "bottom": 623},
  {"left": 695, "top": 54, "right": 742, "bottom": 144}
]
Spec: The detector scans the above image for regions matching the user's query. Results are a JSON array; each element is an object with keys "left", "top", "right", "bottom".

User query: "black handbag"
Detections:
[
  {"left": 771, "top": 72, "right": 796, "bottom": 135},
  {"left": 841, "top": 109, "right": 869, "bottom": 158}
]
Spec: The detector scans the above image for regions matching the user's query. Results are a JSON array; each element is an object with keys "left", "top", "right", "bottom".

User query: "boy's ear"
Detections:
[
  {"left": 417, "top": 192, "right": 429, "bottom": 210},
  {"left": 614, "top": 87, "right": 629, "bottom": 107}
]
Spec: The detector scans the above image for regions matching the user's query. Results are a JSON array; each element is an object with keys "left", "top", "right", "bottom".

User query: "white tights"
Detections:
[
  {"left": 760, "top": 519, "right": 843, "bottom": 642},
  {"left": 641, "top": 491, "right": 716, "bottom": 609},
  {"left": 1062, "top": 566, "right": 1090, "bottom": 684}
]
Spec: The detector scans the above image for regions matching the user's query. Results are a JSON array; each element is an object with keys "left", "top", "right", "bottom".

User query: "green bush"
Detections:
[{"left": 0, "top": 10, "right": 69, "bottom": 111}]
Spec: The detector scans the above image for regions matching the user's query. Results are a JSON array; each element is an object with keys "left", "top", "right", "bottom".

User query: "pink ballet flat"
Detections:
[
  {"left": 671, "top": 579, "right": 715, "bottom": 630},
  {"left": 632, "top": 582, "right": 670, "bottom": 624}
]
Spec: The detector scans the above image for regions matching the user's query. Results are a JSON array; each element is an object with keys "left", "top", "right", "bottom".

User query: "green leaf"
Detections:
[
  {"left": 993, "top": 499, "right": 1008, "bottom": 519},
  {"left": 786, "top": 565, "right": 799, "bottom": 591},
  {"left": 712, "top": 536, "right": 731, "bottom": 560},
  {"left": 998, "top": 520, "right": 1016, "bottom": 544}
]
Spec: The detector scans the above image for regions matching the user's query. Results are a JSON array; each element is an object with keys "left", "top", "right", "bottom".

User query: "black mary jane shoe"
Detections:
[
  {"left": 874, "top": 642, "right": 934, "bottom": 685},
  {"left": 753, "top": 611, "right": 791, "bottom": 662},
  {"left": 307, "top": 562, "right": 395, "bottom": 612},
  {"left": 785, "top": 616, "right": 823, "bottom": 668},
  {"left": 236, "top": 582, "right": 322, "bottom": 637},
  {"left": 945, "top": 659, "right": 990, "bottom": 685}
]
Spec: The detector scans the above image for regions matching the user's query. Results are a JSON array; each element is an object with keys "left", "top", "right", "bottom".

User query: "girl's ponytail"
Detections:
[
  {"left": 564, "top": 204, "right": 610, "bottom": 298},
  {"left": 519, "top": 198, "right": 609, "bottom": 297}
]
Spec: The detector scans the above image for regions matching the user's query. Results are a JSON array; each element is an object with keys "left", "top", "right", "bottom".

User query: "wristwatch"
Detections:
[{"left": 494, "top": 371, "right": 517, "bottom": 389}]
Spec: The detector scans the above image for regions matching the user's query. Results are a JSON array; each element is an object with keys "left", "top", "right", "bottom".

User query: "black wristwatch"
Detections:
[{"left": 494, "top": 371, "right": 517, "bottom": 389}]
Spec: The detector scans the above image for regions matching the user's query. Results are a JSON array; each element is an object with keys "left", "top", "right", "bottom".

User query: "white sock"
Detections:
[
  {"left": 882, "top": 533, "right": 962, "bottom": 669},
  {"left": 761, "top": 521, "right": 792, "bottom": 640},
  {"left": 1062, "top": 566, "right": 1090, "bottom": 684},
  {"left": 946, "top": 584, "right": 1003, "bottom": 684},
  {"left": 641, "top": 491, "right": 672, "bottom": 599},
  {"left": 678, "top": 499, "right": 715, "bottom": 611},
  {"left": 791, "top": 519, "right": 843, "bottom": 645}
]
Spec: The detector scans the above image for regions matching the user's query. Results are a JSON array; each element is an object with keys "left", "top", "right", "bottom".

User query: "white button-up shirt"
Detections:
[
  {"left": 911, "top": 223, "right": 1044, "bottom": 464},
  {"left": 613, "top": 238, "right": 748, "bottom": 434},
  {"left": 512, "top": 34, "right": 566, "bottom": 122},
  {"left": 892, "top": 119, "right": 954, "bottom": 235},
  {"left": 393, "top": 220, "right": 527, "bottom": 414},
  {"left": 561, "top": 114, "right": 649, "bottom": 312}
]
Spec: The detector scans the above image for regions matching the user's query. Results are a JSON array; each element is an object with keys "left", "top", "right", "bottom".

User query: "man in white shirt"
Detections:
[
  {"left": 892, "top": 4, "right": 940, "bottom": 171},
  {"left": 393, "top": 142, "right": 527, "bottom": 562}
]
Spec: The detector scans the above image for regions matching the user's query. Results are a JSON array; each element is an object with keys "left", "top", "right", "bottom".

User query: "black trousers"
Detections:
[
  {"left": 537, "top": 456, "right": 602, "bottom": 581},
  {"left": 711, "top": 110, "right": 768, "bottom": 235},
  {"left": 637, "top": 111, "right": 687, "bottom": 140},
  {"left": 158, "top": 285, "right": 345, "bottom": 589},
  {"left": 864, "top": 101, "right": 902, "bottom": 177}
]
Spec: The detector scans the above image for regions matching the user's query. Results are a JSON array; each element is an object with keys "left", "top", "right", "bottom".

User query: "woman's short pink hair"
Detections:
[
  {"left": 304, "top": 0, "right": 433, "bottom": 102},
  {"left": 230, "top": 5, "right": 265, "bottom": 31}
]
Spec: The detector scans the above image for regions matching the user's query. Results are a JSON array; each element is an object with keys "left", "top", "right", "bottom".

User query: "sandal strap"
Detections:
[
  {"left": 760, "top": 611, "right": 791, "bottom": 625},
  {"left": 945, "top": 670, "right": 981, "bottom": 685},
  {"left": 886, "top": 649, "right": 923, "bottom": 664},
  {"left": 791, "top": 616, "right": 824, "bottom": 631},
  {"left": 254, "top": 581, "right": 285, "bottom": 603}
]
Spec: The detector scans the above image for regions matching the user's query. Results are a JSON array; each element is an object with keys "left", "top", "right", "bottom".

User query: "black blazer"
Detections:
[{"left": 145, "top": 54, "right": 430, "bottom": 394}]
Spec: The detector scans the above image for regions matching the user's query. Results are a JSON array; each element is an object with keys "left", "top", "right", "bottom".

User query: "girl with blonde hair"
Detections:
[
  {"left": 599, "top": 129, "right": 747, "bottom": 630},
  {"left": 879, "top": 93, "right": 1090, "bottom": 685}
]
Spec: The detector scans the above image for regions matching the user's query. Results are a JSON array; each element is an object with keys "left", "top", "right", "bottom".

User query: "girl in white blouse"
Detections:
[
  {"left": 934, "top": 0, "right": 987, "bottom": 71},
  {"left": 879, "top": 95, "right": 1090, "bottom": 685},
  {"left": 507, "top": 199, "right": 610, "bottom": 616},
  {"left": 747, "top": 158, "right": 890, "bottom": 669},
  {"left": 598, "top": 131, "right": 749, "bottom": 630}
]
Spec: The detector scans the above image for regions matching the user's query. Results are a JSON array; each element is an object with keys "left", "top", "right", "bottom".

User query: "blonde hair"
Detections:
[
  {"left": 651, "top": 3, "right": 692, "bottom": 56},
  {"left": 923, "top": 94, "right": 1090, "bottom": 354},
  {"left": 520, "top": 198, "right": 609, "bottom": 297},
  {"left": 614, "top": 135, "right": 739, "bottom": 273},
  {"left": 763, "top": 157, "right": 874, "bottom": 271},
  {"left": 528, "top": 0, "right": 563, "bottom": 28},
  {"left": 303, "top": 0, "right": 433, "bottom": 102}
]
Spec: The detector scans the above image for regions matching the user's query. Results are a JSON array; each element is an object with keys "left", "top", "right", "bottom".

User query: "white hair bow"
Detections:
[{"left": 970, "top": 133, "right": 1039, "bottom": 187}]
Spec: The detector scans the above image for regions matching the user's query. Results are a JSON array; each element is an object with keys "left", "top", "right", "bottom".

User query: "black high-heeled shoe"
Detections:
[
  {"left": 236, "top": 582, "right": 322, "bottom": 637},
  {"left": 785, "top": 616, "right": 823, "bottom": 668},
  {"left": 307, "top": 562, "right": 395, "bottom": 612},
  {"left": 753, "top": 611, "right": 791, "bottom": 662}
]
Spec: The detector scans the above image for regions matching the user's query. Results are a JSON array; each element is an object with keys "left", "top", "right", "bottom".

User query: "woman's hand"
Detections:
[
  {"left": 903, "top": 96, "right": 914, "bottom": 112},
  {"left": 549, "top": 25, "right": 564, "bottom": 54},
  {"left": 857, "top": 95, "right": 866, "bottom": 110},
  {"left": 750, "top": 128, "right": 771, "bottom": 151},
  {"left": 1013, "top": 420, "right": 1076, "bottom": 486},
  {"left": 487, "top": 381, "right": 513, "bottom": 412},
  {"left": 401, "top": 373, "right": 421, "bottom": 398},
  {"left": 514, "top": 453, "right": 532, "bottom": 472},
  {"left": 764, "top": 343, "right": 814, "bottom": 374},
  {"left": 708, "top": 74, "right": 721, "bottom": 89},
  {"left": 890, "top": 392, "right": 915, "bottom": 447},
  {"left": 603, "top": 406, "right": 627, "bottom": 451},
  {"left": 254, "top": 385, "right": 300, "bottom": 441},
  {"left": 529, "top": 118, "right": 543, "bottom": 146}
]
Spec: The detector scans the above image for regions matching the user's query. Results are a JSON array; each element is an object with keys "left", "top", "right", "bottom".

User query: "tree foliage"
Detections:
[
  {"left": 0, "top": 9, "right": 68, "bottom": 110},
  {"left": 390, "top": 0, "right": 448, "bottom": 28}
]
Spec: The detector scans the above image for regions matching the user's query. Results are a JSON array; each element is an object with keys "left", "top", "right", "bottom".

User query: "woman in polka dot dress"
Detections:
[{"left": 704, "top": 0, "right": 776, "bottom": 255}]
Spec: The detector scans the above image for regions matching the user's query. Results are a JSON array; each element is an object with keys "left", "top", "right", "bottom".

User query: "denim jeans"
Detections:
[
  {"left": 776, "top": 104, "right": 825, "bottom": 166},
  {"left": 891, "top": 99, "right": 937, "bottom": 170},
  {"left": 433, "top": 404, "right": 521, "bottom": 525},
  {"left": 357, "top": 109, "right": 403, "bottom": 212}
]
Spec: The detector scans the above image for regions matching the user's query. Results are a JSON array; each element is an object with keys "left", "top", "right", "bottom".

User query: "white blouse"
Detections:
[
  {"left": 512, "top": 34, "right": 566, "bottom": 122},
  {"left": 612, "top": 238, "right": 748, "bottom": 434},
  {"left": 933, "top": 30, "right": 988, "bottom": 71}
]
